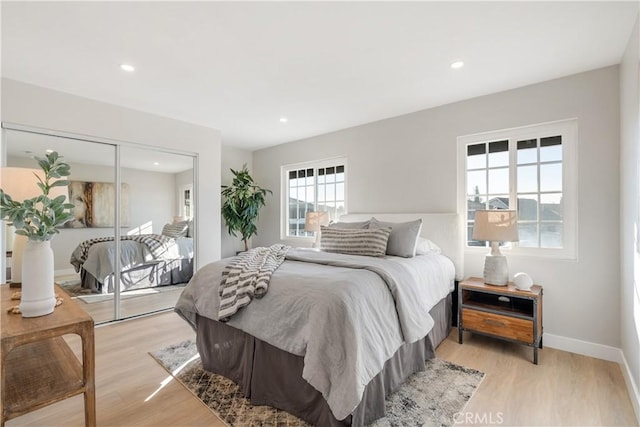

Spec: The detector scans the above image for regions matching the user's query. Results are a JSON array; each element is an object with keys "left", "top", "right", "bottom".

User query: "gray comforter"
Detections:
[
  {"left": 71, "top": 237, "right": 193, "bottom": 284},
  {"left": 175, "top": 248, "right": 454, "bottom": 421}
]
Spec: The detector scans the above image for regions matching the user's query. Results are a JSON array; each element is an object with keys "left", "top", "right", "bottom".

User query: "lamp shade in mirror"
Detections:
[{"left": 1, "top": 167, "right": 69, "bottom": 202}]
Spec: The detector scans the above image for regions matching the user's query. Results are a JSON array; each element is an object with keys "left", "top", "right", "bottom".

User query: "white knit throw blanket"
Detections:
[{"left": 218, "top": 244, "right": 290, "bottom": 321}]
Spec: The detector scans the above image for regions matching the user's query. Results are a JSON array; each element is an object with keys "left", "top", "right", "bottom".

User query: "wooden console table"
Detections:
[{"left": 0, "top": 284, "right": 95, "bottom": 426}]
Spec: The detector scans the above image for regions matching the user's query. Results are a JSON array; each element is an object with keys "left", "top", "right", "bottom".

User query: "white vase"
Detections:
[{"left": 19, "top": 240, "right": 56, "bottom": 317}]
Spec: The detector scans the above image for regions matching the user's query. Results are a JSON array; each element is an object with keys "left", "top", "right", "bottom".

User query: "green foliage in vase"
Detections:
[
  {"left": 221, "top": 164, "right": 271, "bottom": 251},
  {"left": 0, "top": 151, "right": 75, "bottom": 241}
]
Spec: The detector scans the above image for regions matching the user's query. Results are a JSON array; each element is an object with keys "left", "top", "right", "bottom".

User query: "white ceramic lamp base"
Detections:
[{"left": 483, "top": 255, "right": 509, "bottom": 286}]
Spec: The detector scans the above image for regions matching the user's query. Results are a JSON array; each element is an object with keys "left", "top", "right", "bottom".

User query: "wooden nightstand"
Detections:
[
  {"left": 458, "top": 276, "right": 543, "bottom": 364},
  {"left": 1, "top": 283, "right": 96, "bottom": 426}
]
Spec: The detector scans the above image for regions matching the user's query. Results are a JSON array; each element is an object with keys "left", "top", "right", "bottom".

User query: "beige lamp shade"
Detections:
[
  {"left": 472, "top": 210, "right": 519, "bottom": 242},
  {"left": 0, "top": 167, "right": 69, "bottom": 202},
  {"left": 304, "top": 211, "right": 329, "bottom": 232}
]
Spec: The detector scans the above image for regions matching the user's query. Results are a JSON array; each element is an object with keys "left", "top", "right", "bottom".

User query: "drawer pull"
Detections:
[{"left": 483, "top": 318, "right": 505, "bottom": 327}]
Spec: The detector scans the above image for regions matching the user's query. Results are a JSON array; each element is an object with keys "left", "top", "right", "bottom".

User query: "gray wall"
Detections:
[
  {"left": 253, "top": 66, "right": 622, "bottom": 348},
  {"left": 221, "top": 144, "right": 254, "bottom": 258},
  {"left": 619, "top": 13, "right": 640, "bottom": 417},
  {"left": 1, "top": 78, "right": 222, "bottom": 267}
]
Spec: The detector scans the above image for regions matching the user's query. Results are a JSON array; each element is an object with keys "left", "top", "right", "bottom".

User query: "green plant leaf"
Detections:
[
  {"left": 52, "top": 195, "right": 67, "bottom": 205},
  {"left": 0, "top": 151, "right": 72, "bottom": 241},
  {"left": 221, "top": 164, "right": 271, "bottom": 245}
]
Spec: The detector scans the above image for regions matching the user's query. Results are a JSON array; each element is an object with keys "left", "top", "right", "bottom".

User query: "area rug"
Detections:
[
  {"left": 150, "top": 340, "right": 485, "bottom": 426},
  {"left": 56, "top": 275, "right": 186, "bottom": 304}
]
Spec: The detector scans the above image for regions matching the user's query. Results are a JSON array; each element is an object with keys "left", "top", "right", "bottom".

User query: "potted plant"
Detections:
[
  {"left": 221, "top": 164, "right": 271, "bottom": 252},
  {"left": 0, "top": 152, "right": 74, "bottom": 317}
]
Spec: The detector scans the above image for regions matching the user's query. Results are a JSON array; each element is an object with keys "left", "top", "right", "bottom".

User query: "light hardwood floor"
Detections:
[
  {"left": 438, "top": 333, "right": 638, "bottom": 426},
  {"left": 6, "top": 312, "right": 638, "bottom": 426},
  {"left": 55, "top": 275, "right": 185, "bottom": 324},
  {"left": 66, "top": 286, "right": 186, "bottom": 324}
]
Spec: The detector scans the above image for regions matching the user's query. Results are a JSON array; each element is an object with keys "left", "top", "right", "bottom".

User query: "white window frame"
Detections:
[
  {"left": 180, "top": 183, "right": 193, "bottom": 219},
  {"left": 457, "top": 119, "right": 578, "bottom": 260},
  {"left": 280, "top": 157, "right": 348, "bottom": 243}
]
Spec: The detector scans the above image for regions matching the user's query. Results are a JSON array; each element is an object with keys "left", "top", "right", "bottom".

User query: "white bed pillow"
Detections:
[
  {"left": 369, "top": 218, "right": 423, "bottom": 258},
  {"left": 415, "top": 237, "right": 442, "bottom": 255}
]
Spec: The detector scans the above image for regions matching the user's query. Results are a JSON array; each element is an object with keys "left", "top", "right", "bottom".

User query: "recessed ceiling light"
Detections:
[
  {"left": 120, "top": 63, "right": 135, "bottom": 72},
  {"left": 450, "top": 61, "right": 465, "bottom": 70},
  {"left": 153, "top": 162, "right": 160, "bottom": 166},
  {"left": 279, "top": 117, "right": 288, "bottom": 123}
]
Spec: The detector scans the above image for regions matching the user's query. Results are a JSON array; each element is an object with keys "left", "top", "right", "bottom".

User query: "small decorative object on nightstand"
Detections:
[
  {"left": 513, "top": 272, "right": 533, "bottom": 291},
  {"left": 458, "top": 277, "right": 543, "bottom": 364}
]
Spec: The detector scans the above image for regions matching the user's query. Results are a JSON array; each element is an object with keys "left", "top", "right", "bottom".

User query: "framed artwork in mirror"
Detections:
[{"left": 65, "top": 181, "right": 130, "bottom": 228}]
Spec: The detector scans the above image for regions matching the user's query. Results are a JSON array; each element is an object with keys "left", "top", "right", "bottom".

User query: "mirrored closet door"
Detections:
[
  {"left": 118, "top": 145, "right": 195, "bottom": 319},
  {"left": 1, "top": 125, "right": 196, "bottom": 324}
]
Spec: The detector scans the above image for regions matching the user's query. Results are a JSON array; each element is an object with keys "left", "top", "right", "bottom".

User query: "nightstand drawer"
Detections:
[{"left": 462, "top": 308, "right": 533, "bottom": 343}]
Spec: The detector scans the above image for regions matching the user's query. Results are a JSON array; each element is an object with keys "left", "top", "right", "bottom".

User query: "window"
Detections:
[
  {"left": 282, "top": 158, "right": 347, "bottom": 239},
  {"left": 180, "top": 184, "right": 193, "bottom": 219},
  {"left": 458, "top": 119, "right": 577, "bottom": 258}
]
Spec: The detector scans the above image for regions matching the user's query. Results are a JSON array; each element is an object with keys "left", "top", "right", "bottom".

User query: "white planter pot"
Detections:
[{"left": 19, "top": 240, "right": 56, "bottom": 317}]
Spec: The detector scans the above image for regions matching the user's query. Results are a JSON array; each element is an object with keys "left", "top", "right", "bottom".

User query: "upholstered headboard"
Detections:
[{"left": 339, "top": 213, "right": 464, "bottom": 280}]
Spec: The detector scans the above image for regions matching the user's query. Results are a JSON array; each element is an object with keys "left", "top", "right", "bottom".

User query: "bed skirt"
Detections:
[
  {"left": 81, "top": 258, "right": 193, "bottom": 294},
  {"left": 196, "top": 293, "right": 452, "bottom": 426}
]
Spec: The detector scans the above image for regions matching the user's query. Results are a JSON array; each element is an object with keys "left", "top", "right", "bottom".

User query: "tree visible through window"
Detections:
[
  {"left": 459, "top": 119, "right": 576, "bottom": 256},
  {"left": 283, "top": 160, "right": 346, "bottom": 238}
]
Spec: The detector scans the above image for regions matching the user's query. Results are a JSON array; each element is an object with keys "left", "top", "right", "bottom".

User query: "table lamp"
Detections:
[
  {"left": 472, "top": 209, "right": 519, "bottom": 286},
  {"left": 304, "top": 211, "right": 329, "bottom": 248}
]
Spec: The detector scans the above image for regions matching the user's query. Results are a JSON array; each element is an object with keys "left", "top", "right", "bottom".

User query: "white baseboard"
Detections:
[
  {"left": 620, "top": 350, "right": 640, "bottom": 425},
  {"left": 545, "top": 333, "right": 640, "bottom": 424},
  {"left": 544, "top": 333, "right": 622, "bottom": 362},
  {"left": 54, "top": 268, "right": 77, "bottom": 276}
]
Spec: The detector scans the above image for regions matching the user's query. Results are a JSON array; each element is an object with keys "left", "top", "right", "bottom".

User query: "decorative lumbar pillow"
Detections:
[
  {"left": 326, "top": 219, "right": 371, "bottom": 229},
  {"left": 369, "top": 218, "right": 423, "bottom": 257},
  {"left": 320, "top": 226, "right": 391, "bottom": 257},
  {"left": 162, "top": 221, "right": 188, "bottom": 238}
]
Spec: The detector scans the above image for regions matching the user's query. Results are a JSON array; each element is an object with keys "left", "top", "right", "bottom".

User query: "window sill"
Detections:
[{"left": 465, "top": 247, "right": 578, "bottom": 261}]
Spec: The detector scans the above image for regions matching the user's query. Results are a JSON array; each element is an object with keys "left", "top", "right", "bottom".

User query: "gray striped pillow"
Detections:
[
  {"left": 320, "top": 226, "right": 392, "bottom": 257},
  {"left": 162, "top": 221, "right": 188, "bottom": 238}
]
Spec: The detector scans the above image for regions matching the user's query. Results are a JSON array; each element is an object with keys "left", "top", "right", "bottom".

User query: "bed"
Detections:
[
  {"left": 175, "top": 213, "right": 463, "bottom": 426},
  {"left": 70, "top": 234, "right": 194, "bottom": 294}
]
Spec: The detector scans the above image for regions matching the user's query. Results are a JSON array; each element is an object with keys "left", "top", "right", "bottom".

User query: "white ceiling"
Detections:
[{"left": 2, "top": 1, "right": 638, "bottom": 151}]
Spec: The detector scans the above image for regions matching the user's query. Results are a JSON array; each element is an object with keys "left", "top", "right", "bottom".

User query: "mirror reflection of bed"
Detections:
[{"left": 3, "top": 128, "right": 196, "bottom": 323}]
